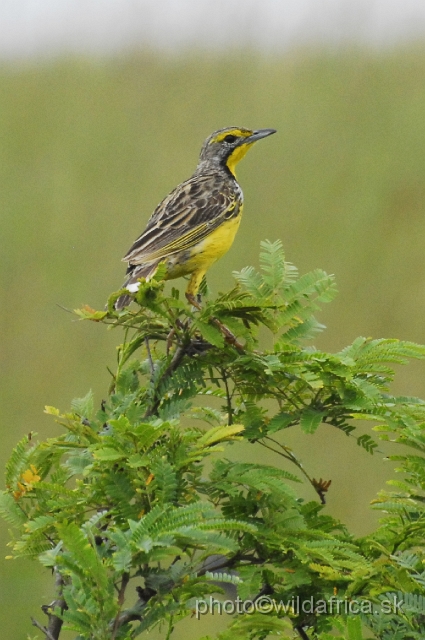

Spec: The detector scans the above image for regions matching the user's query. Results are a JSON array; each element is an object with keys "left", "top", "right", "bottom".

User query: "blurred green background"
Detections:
[{"left": 2, "top": 48, "right": 425, "bottom": 637}]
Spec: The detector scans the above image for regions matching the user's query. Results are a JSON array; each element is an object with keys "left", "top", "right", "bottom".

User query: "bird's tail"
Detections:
[{"left": 115, "top": 262, "right": 160, "bottom": 310}]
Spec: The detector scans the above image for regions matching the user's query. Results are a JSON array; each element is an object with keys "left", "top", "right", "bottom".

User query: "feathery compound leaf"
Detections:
[
  {"left": 194, "top": 319, "right": 225, "bottom": 347},
  {"left": 70, "top": 389, "right": 94, "bottom": 419},
  {"left": 130, "top": 503, "right": 217, "bottom": 545},
  {"left": 56, "top": 521, "right": 109, "bottom": 591},
  {"left": 284, "top": 269, "right": 337, "bottom": 304},
  {"left": 0, "top": 491, "right": 27, "bottom": 526},
  {"left": 195, "top": 424, "right": 245, "bottom": 448},
  {"left": 391, "top": 552, "right": 419, "bottom": 570},
  {"left": 5, "top": 240, "right": 425, "bottom": 639},
  {"left": 150, "top": 459, "right": 178, "bottom": 504},
  {"left": 129, "top": 503, "right": 166, "bottom": 542},
  {"left": 300, "top": 408, "right": 325, "bottom": 434},
  {"left": 232, "top": 265, "right": 265, "bottom": 299},
  {"left": 259, "top": 239, "right": 295, "bottom": 294},
  {"left": 267, "top": 411, "right": 295, "bottom": 433},
  {"left": 5, "top": 435, "right": 31, "bottom": 486},
  {"left": 205, "top": 571, "right": 242, "bottom": 584},
  {"left": 346, "top": 616, "right": 365, "bottom": 640},
  {"left": 211, "top": 461, "right": 300, "bottom": 496},
  {"left": 283, "top": 316, "right": 326, "bottom": 342},
  {"left": 357, "top": 434, "right": 378, "bottom": 454},
  {"left": 92, "top": 446, "right": 125, "bottom": 461}
]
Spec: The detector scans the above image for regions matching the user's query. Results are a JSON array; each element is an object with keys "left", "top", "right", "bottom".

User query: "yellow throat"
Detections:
[{"left": 225, "top": 143, "right": 254, "bottom": 177}]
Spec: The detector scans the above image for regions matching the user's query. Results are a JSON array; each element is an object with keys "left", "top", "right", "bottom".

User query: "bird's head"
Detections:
[{"left": 197, "top": 126, "right": 276, "bottom": 177}]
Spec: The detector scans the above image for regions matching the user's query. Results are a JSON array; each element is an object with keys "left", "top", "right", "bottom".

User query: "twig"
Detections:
[
  {"left": 55, "top": 303, "right": 74, "bottom": 315},
  {"left": 144, "top": 343, "right": 187, "bottom": 418},
  {"left": 111, "top": 572, "right": 130, "bottom": 640},
  {"left": 31, "top": 618, "right": 56, "bottom": 640},
  {"left": 210, "top": 316, "right": 244, "bottom": 351},
  {"left": 107, "top": 366, "right": 117, "bottom": 395},
  {"left": 115, "top": 587, "right": 156, "bottom": 627},
  {"left": 186, "top": 292, "right": 244, "bottom": 351},
  {"left": 40, "top": 569, "right": 66, "bottom": 640},
  {"left": 197, "top": 552, "right": 243, "bottom": 577},
  {"left": 252, "top": 583, "right": 273, "bottom": 603},
  {"left": 221, "top": 369, "right": 233, "bottom": 425},
  {"left": 258, "top": 438, "right": 328, "bottom": 504},
  {"left": 165, "top": 614, "right": 174, "bottom": 640},
  {"left": 295, "top": 625, "right": 311, "bottom": 640},
  {"left": 145, "top": 337, "right": 154, "bottom": 375},
  {"left": 166, "top": 327, "right": 176, "bottom": 355},
  {"left": 264, "top": 436, "right": 310, "bottom": 479}
]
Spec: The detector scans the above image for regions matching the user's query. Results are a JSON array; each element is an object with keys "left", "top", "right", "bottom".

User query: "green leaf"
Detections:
[
  {"left": 259, "top": 238, "right": 295, "bottom": 294},
  {"left": 300, "top": 409, "right": 325, "bottom": 434},
  {"left": 71, "top": 390, "right": 94, "bottom": 419},
  {"left": 112, "top": 545, "right": 132, "bottom": 572},
  {"left": 6, "top": 239, "right": 425, "bottom": 639},
  {"left": 151, "top": 459, "right": 178, "bottom": 504},
  {"left": 194, "top": 319, "right": 225, "bottom": 347},
  {"left": 92, "top": 446, "right": 125, "bottom": 461},
  {"left": 205, "top": 571, "right": 242, "bottom": 584},
  {"left": 0, "top": 491, "right": 27, "bottom": 526},
  {"left": 357, "top": 434, "right": 378, "bottom": 454},
  {"left": 346, "top": 615, "right": 364, "bottom": 640},
  {"left": 267, "top": 412, "right": 294, "bottom": 433},
  {"left": 5, "top": 435, "right": 30, "bottom": 486},
  {"left": 56, "top": 521, "right": 109, "bottom": 591},
  {"left": 195, "top": 424, "right": 245, "bottom": 448},
  {"left": 39, "top": 542, "right": 63, "bottom": 567}
]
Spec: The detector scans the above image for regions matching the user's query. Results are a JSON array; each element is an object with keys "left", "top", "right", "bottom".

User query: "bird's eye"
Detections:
[{"left": 223, "top": 134, "right": 237, "bottom": 144}]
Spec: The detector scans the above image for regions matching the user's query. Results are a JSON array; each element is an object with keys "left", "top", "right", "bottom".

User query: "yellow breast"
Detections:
[
  {"left": 190, "top": 210, "right": 243, "bottom": 267},
  {"left": 165, "top": 208, "right": 243, "bottom": 281}
]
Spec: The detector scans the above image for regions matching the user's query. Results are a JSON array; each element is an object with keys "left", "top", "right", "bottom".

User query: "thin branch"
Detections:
[
  {"left": 40, "top": 569, "right": 66, "bottom": 640},
  {"left": 273, "top": 384, "right": 306, "bottom": 411},
  {"left": 55, "top": 303, "right": 74, "bottom": 315},
  {"left": 252, "top": 583, "right": 273, "bottom": 603},
  {"left": 115, "top": 587, "right": 156, "bottom": 628},
  {"left": 258, "top": 438, "right": 327, "bottom": 503},
  {"left": 166, "top": 327, "right": 176, "bottom": 355},
  {"left": 295, "top": 625, "right": 311, "bottom": 640},
  {"left": 221, "top": 368, "right": 233, "bottom": 425},
  {"left": 165, "top": 614, "right": 174, "bottom": 640},
  {"left": 264, "top": 436, "right": 312, "bottom": 479},
  {"left": 144, "top": 343, "right": 187, "bottom": 418},
  {"left": 197, "top": 552, "right": 265, "bottom": 583},
  {"left": 210, "top": 316, "right": 245, "bottom": 351},
  {"left": 31, "top": 618, "right": 56, "bottom": 640},
  {"left": 111, "top": 572, "right": 130, "bottom": 640},
  {"left": 107, "top": 366, "right": 117, "bottom": 395},
  {"left": 145, "top": 337, "right": 154, "bottom": 375}
]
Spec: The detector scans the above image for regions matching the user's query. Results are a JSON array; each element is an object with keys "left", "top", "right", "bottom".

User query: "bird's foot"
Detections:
[
  {"left": 210, "top": 317, "right": 244, "bottom": 351},
  {"left": 185, "top": 292, "right": 202, "bottom": 311},
  {"left": 166, "top": 328, "right": 176, "bottom": 355},
  {"left": 185, "top": 292, "right": 243, "bottom": 351}
]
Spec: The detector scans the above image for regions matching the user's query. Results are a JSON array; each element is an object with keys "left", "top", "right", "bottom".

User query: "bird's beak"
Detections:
[{"left": 239, "top": 128, "right": 277, "bottom": 145}]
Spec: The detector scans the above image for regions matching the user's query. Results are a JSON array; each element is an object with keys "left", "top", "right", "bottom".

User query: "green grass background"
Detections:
[{"left": 1, "top": 48, "right": 425, "bottom": 638}]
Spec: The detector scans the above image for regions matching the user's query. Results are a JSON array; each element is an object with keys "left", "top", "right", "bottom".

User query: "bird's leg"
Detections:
[
  {"left": 186, "top": 274, "right": 244, "bottom": 351},
  {"left": 210, "top": 317, "right": 244, "bottom": 351},
  {"left": 185, "top": 293, "right": 243, "bottom": 351},
  {"left": 166, "top": 328, "right": 176, "bottom": 355},
  {"left": 186, "top": 271, "right": 205, "bottom": 311},
  {"left": 185, "top": 292, "right": 202, "bottom": 311}
]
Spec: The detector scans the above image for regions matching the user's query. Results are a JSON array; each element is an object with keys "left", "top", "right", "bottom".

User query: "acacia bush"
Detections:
[{"left": 2, "top": 241, "right": 425, "bottom": 640}]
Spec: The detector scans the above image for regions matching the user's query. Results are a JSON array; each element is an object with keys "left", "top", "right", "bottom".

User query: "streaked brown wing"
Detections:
[{"left": 123, "top": 173, "right": 239, "bottom": 265}]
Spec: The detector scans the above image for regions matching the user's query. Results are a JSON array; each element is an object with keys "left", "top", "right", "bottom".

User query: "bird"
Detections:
[{"left": 115, "top": 126, "right": 276, "bottom": 310}]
